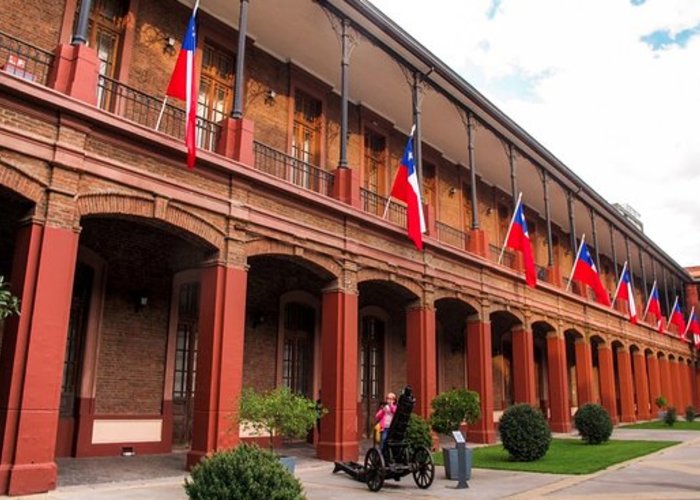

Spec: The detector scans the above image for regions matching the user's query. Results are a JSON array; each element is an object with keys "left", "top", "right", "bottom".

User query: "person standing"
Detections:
[{"left": 375, "top": 392, "right": 397, "bottom": 450}]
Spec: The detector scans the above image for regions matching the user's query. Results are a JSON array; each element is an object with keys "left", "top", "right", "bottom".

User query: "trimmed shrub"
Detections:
[
  {"left": 184, "top": 444, "right": 304, "bottom": 500},
  {"left": 429, "top": 388, "right": 481, "bottom": 435},
  {"left": 574, "top": 403, "right": 613, "bottom": 444},
  {"left": 406, "top": 414, "right": 433, "bottom": 451},
  {"left": 664, "top": 406, "right": 677, "bottom": 426},
  {"left": 654, "top": 395, "right": 667, "bottom": 410},
  {"left": 499, "top": 404, "right": 551, "bottom": 462},
  {"left": 685, "top": 406, "right": 696, "bottom": 422}
]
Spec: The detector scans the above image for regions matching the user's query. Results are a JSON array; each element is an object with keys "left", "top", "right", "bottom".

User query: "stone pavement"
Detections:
[{"left": 15, "top": 429, "right": 700, "bottom": 499}]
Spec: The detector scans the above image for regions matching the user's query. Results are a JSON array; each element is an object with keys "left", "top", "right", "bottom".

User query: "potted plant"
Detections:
[
  {"left": 429, "top": 388, "right": 481, "bottom": 480},
  {"left": 0, "top": 276, "right": 19, "bottom": 321},
  {"left": 238, "top": 386, "right": 326, "bottom": 473},
  {"left": 655, "top": 395, "right": 667, "bottom": 420}
]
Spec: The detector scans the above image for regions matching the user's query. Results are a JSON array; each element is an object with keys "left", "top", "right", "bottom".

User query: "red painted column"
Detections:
[
  {"left": 466, "top": 318, "right": 496, "bottom": 443},
  {"left": 0, "top": 223, "right": 79, "bottom": 496},
  {"left": 616, "top": 348, "right": 636, "bottom": 423},
  {"left": 317, "top": 289, "right": 358, "bottom": 462},
  {"left": 406, "top": 306, "right": 437, "bottom": 420},
  {"left": 694, "top": 363, "right": 700, "bottom": 409},
  {"left": 670, "top": 360, "right": 682, "bottom": 411},
  {"left": 659, "top": 357, "right": 672, "bottom": 409},
  {"left": 574, "top": 339, "right": 595, "bottom": 405},
  {"left": 511, "top": 327, "right": 537, "bottom": 405},
  {"left": 546, "top": 333, "right": 571, "bottom": 432},
  {"left": 597, "top": 345, "right": 618, "bottom": 424},
  {"left": 646, "top": 354, "right": 661, "bottom": 413},
  {"left": 632, "top": 351, "right": 651, "bottom": 420},
  {"left": 679, "top": 363, "right": 689, "bottom": 411},
  {"left": 187, "top": 265, "right": 247, "bottom": 468}
]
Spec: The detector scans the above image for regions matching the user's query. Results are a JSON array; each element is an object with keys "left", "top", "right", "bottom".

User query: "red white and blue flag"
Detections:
[
  {"left": 502, "top": 194, "right": 536, "bottom": 287},
  {"left": 166, "top": 1, "right": 199, "bottom": 169},
  {"left": 389, "top": 129, "right": 426, "bottom": 250},
  {"left": 643, "top": 281, "right": 664, "bottom": 333},
  {"left": 612, "top": 262, "right": 637, "bottom": 324},
  {"left": 570, "top": 238, "right": 610, "bottom": 306},
  {"left": 685, "top": 308, "right": 700, "bottom": 347},
  {"left": 669, "top": 297, "right": 686, "bottom": 335}
]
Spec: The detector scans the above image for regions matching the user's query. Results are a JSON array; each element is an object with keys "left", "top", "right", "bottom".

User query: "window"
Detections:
[
  {"left": 292, "top": 90, "right": 322, "bottom": 166},
  {"left": 282, "top": 303, "right": 314, "bottom": 397},
  {"left": 173, "top": 283, "right": 199, "bottom": 399},
  {"left": 198, "top": 42, "right": 234, "bottom": 149},
  {"left": 363, "top": 130, "right": 386, "bottom": 194}
]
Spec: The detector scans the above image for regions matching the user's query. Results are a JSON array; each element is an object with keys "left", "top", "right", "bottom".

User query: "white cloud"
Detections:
[{"left": 371, "top": 0, "right": 700, "bottom": 266}]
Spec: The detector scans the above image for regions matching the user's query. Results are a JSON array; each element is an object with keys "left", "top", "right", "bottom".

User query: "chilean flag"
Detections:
[
  {"left": 669, "top": 298, "right": 686, "bottom": 335},
  {"left": 571, "top": 240, "right": 610, "bottom": 306},
  {"left": 390, "top": 130, "right": 426, "bottom": 250},
  {"left": 643, "top": 281, "right": 664, "bottom": 333},
  {"left": 613, "top": 263, "right": 637, "bottom": 324},
  {"left": 166, "top": 2, "right": 199, "bottom": 169},
  {"left": 684, "top": 307, "right": 699, "bottom": 343},
  {"left": 504, "top": 195, "right": 536, "bottom": 287}
]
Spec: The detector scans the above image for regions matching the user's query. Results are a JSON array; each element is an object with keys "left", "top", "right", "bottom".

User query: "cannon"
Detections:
[{"left": 332, "top": 385, "right": 435, "bottom": 492}]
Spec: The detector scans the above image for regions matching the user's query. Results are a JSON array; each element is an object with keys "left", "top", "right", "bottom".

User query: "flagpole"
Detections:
[
  {"left": 684, "top": 306, "right": 695, "bottom": 336},
  {"left": 669, "top": 296, "right": 679, "bottom": 334},
  {"left": 611, "top": 261, "right": 627, "bottom": 304},
  {"left": 498, "top": 192, "right": 522, "bottom": 265},
  {"left": 383, "top": 124, "right": 416, "bottom": 219},
  {"left": 642, "top": 280, "right": 656, "bottom": 320},
  {"left": 154, "top": 96, "right": 169, "bottom": 132},
  {"left": 565, "top": 234, "right": 585, "bottom": 292}
]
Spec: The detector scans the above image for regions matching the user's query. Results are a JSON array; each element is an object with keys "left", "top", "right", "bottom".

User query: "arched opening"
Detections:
[
  {"left": 435, "top": 298, "right": 476, "bottom": 393},
  {"left": 564, "top": 329, "right": 584, "bottom": 412},
  {"left": 490, "top": 310, "right": 521, "bottom": 416}
]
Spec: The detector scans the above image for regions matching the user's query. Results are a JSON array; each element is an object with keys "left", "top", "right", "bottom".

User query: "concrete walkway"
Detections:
[{"left": 15, "top": 429, "right": 700, "bottom": 499}]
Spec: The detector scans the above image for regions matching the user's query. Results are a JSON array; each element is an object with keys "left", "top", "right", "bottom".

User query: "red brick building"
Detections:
[{"left": 0, "top": 0, "right": 697, "bottom": 495}]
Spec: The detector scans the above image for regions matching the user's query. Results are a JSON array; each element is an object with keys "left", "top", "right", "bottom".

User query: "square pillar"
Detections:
[
  {"left": 47, "top": 44, "right": 99, "bottom": 106},
  {"left": 694, "top": 364, "right": 700, "bottom": 409},
  {"left": 216, "top": 117, "right": 255, "bottom": 165},
  {"left": 0, "top": 224, "right": 79, "bottom": 496},
  {"left": 597, "top": 345, "right": 618, "bottom": 424},
  {"left": 187, "top": 265, "right": 247, "bottom": 469},
  {"left": 546, "top": 333, "right": 571, "bottom": 432},
  {"left": 317, "top": 289, "right": 358, "bottom": 462},
  {"left": 632, "top": 351, "right": 651, "bottom": 420},
  {"left": 512, "top": 327, "right": 537, "bottom": 405},
  {"left": 616, "top": 348, "right": 636, "bottom": 423},
  {"left": 574, "top": 339, "right": 595, "bottom": 405},
  {"left": 406, "top": 306, "right": 436, "bottom": 419},
  {"left": 546, "top": 265, "right": 562, "bottom": 287},
  {"left": 466, "top": 319, "right": 496, "bottom": 443},
  {"left": 670, "top": 361, "right": 682, "bottom": 411},
  {"left": 467, "top": 229, "right": 488, "bottom": 258},
  {"left": 646, "top": 354, "right": 661, "bottom": 412},
  {"left": 332, "top": 168, "right": 361, "bottom": 209}
]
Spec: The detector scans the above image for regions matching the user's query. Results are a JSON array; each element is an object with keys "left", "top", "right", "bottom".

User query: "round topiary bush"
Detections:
[
  {"left": 184, "top": 444, "right": 304, "bottom": 500},
  {"left": 406, "top": 414, "right": 433, "bottom": 452},
  {"left": 664, "top": 406, "right": 677, "bottom": 426},
  {"left": 499, "top": 404, "right": 551, "bottom": 462},
  {"left": 574, "top": 403, "right": 613, "bottom": 444}
]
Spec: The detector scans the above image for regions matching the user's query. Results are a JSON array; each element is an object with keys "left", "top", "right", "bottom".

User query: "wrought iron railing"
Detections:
[
  {"left": 536, "top": 264, "right": 547, "bottom": 281},
  {"left": 436, "top": 222, "right": 467, "bottom": 249},
  {"left": 96, "top": 75, "right": 221, "bottom": 152},
  {"left": 360, "top": 188, "right": 407, "bottom": 228},
  {"left": 490, "top": 244, "right": 515, "bottom": 268},
  {"left": 0, "top": 30, "right": 54, "bottom": 85},
  {"left": 253, "top": 141, "right": 334, "bottom": 197}
]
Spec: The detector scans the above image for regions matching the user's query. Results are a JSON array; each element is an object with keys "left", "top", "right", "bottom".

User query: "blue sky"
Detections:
[{"left": 371, "top": 0, "right": 700, "bottom": 266}]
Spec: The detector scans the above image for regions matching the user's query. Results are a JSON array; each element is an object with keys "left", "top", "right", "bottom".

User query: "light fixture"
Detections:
[
  {"left": 265, "top": 89, "right": 277, "bottom": 105},
  {"left": 449, "top": 186, "right": 456, "bottom": 197},
  {"left": 164, "top": 36, "right": 176, "bottom": 55},
  {"left": 132, "top": 292, "right": 149, "bottom": 312}
]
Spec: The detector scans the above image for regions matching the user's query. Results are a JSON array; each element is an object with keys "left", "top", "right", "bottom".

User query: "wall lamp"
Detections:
[
  {"left": 164, "top": 35, "right": 177, "bottom": 55},
  {"left": 132, "top": 293, "right": 149, "bottom": 312},
  {"left": 265, "top": 89, "right": 277, "bottom": 105}
]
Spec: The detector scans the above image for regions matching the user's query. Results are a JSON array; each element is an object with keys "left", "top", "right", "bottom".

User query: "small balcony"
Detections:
[{"left": 0, "top": 30, "right": 54, "bottom": 86}]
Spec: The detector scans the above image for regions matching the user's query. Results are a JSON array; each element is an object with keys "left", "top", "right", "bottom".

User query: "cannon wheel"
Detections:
[
  {"left": 411, "top": 446, "right": 435, "bottom": 489},
  {"left": 364, "top": 447, "right": 386, "bottom": 492}
]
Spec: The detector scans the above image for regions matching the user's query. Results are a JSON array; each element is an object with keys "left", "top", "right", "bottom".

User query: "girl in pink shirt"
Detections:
[{"left": 375, "top": 392, "right": 397, "bottom": 449}]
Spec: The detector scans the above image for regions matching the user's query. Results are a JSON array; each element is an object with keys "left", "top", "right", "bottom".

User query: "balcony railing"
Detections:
[
  {"left": 490, "top": 244, "right": 515, "bottom": 268},
  {"left": 0, "top": 30, "right": 54, "bottom": 85},
  {"left": 536, "top": 264, "right": 547, "bottom": 281},
  {"left": 360, "top": 188, "right": 407, "bottom": 228},
  {"left": 253, "top": 141, "right": 334, "bottom": 197},
  {"left": 436, "top": 222, "right": 467, "bottom": 249},
  {"left": 97, "top": 75, "right": 221, "bottom": 152}
]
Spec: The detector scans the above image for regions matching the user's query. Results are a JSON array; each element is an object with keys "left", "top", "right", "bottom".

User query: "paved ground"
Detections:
[{"left": 15, "top": 428, "right": 700, "bottom": 499}]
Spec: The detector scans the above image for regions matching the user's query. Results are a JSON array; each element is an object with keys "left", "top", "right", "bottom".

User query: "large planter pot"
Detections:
[
  {"left": 279, "top": 455, "right": 296, "bottom": 474},
  {"left": 442, "top": 447, "right": 473, "bottom": 481}
]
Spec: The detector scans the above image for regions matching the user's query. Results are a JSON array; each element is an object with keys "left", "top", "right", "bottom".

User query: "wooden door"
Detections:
[
  {"left": 172, "top": 282, "right": 199, "bottom": 446},
  {"left": 359, "top": 316, "right": 385, "bottom": 438}
]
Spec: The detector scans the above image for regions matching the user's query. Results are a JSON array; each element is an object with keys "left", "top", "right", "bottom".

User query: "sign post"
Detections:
[{"left": 452, "top": 430, "right": 468, "bottom": 489}]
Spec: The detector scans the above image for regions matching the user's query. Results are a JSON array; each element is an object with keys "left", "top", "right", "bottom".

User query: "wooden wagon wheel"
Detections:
[
  {"left": 364, "top": 447, "right": 386, "bottom": 492},
  {"left": 411, "top": 446, "right": 435, "bottom": 489}
]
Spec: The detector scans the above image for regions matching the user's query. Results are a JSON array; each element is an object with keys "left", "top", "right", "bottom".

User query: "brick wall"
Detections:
[{"left": 0, "top": 0, "right": 66, "bottom": 50}]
